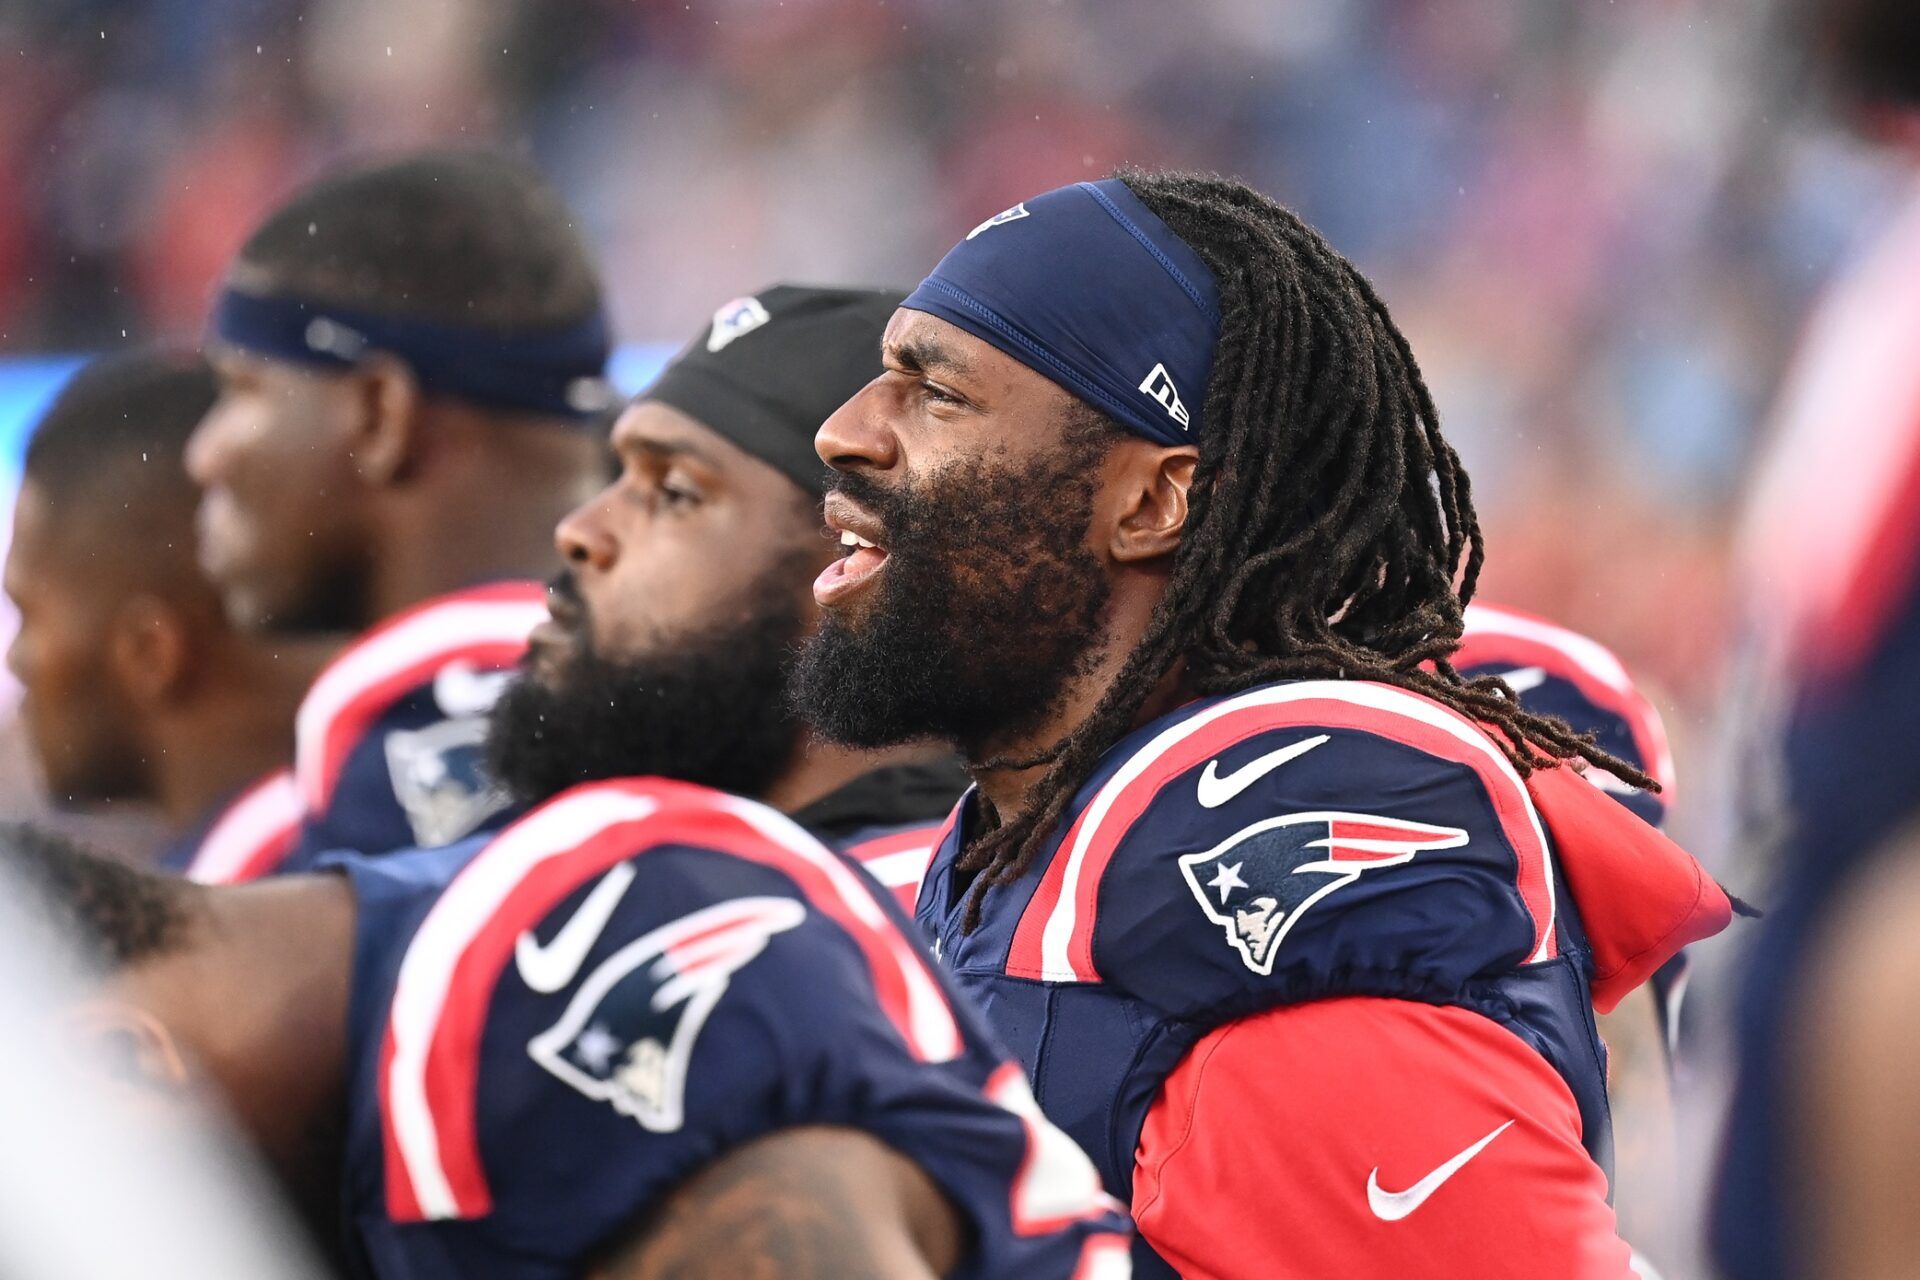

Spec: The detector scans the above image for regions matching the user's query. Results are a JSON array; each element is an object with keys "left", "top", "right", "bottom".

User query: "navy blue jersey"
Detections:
[
  {"left": 282, "top": 583, "right": 545, "bottom": 871},
  {"left": 326, "top": 777, "right": 1131, "bottom": 1279},
  {"left": 1713, "top": 188, "right": 1920, "bottom": 1280},
  {"left": 916, "top": 678, "right": 1725, "bottom": 1277}
]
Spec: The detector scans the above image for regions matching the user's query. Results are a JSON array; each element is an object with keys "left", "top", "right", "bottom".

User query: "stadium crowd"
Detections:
[{"left": 0, "top": 0, "right": 1917, "bottom": 1277}]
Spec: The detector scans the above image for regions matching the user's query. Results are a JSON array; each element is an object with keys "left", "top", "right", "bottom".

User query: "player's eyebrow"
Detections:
[
  {"left": 886, "top": 334, "right": 976, "bottom": 381},
  {"left": 612, "top": 432, "right": 717, "bottom": 467}
]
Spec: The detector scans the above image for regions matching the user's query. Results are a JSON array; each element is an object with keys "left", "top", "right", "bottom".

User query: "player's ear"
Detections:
[
  {"left": 351, "top": 352, "right": 424, "bottom": 487},
  {"left": 107, "top": 595, "right": 192, "bottom": 709},
  {"left": 1108, "top": 442, "right": 1199, "bottom": 564}
]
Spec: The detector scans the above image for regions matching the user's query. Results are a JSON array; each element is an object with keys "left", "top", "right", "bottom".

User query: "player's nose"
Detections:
[
  {"left": 183, "top": 401, "right": 237, "bottom": 486},
  {"left": 815, "top": 376, "right": 899, "bottom": 474},
  {"left": 555, "top": 487, "right": 618, "bottom": 571}
]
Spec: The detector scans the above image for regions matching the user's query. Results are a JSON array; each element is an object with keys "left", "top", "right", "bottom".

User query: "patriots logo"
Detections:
[
  {"left": 528, "top": 896, "right": 805, "bottom": 1131},
  {"left": 706, "top": 295, "right": 772, "bottom": 352},
  {"left": 966, "top": 202, "right": 1030, "bottom": 240},
  {"left": 1178, "top": 812, "right": 1468, "bottom": 975},
  {"left": 384, "top": 715, "right": 511, "bottom": 847}
]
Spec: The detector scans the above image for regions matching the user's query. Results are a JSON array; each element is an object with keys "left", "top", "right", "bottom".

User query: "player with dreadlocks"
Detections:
[{"left": 794, "top": 169, "right": 1735, "bottom": 1278}]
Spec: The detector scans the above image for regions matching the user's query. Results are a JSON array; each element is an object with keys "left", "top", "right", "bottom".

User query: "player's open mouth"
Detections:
[{"left": 816, "top": 498, "right": 890, "bottom": 607}]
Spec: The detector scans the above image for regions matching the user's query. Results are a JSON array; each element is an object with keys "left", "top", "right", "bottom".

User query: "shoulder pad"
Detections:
[
  {"left": 1005, "top": 681, "right": 1556, "bottom": 1017},
  {"left": 294, "top": 582, "right": 546, "bottom": 816},
  {"left": 375, "top": 778, "right": 962, "bottom": 1223}
]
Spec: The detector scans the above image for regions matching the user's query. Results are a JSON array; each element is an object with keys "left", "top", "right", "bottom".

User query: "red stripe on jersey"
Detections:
[
  {"left": 182, "top": 769, "right": 303, "bottom": 884},
  {"left": 381, "top": 778, "right": 960, "bottom": 1221},
  {"left": 1455, "top": 602, "right": 1676, "bottom": 797},
  {"left": 1319, "top": 817, "right": 1465, "bottom": 863},
  {"left": 1007, "top": 684, "right": 1555, "bottom": 983},
  {"left": 844, "top": 814, "right": 958, "bottom": 913},
  {"left": 295, "top": 582, "right": 547, "bottom": 813}
]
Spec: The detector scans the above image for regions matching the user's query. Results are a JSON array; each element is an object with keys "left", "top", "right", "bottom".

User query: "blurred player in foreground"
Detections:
[
  {"left": 186, "top": 150, "right": 610, "bottom": 866},
  {"left": 5, "top": 352, "right": 330, "bottom": 879},
  {"left": 796, "top": 170, "right": 1733, "bottom": 1277},
  {"left": 1713, "top": 0, "right": 1920, "bottom": 1274},
  {"left": 488, "top": 283, "right": 967, "bottom": 883}
]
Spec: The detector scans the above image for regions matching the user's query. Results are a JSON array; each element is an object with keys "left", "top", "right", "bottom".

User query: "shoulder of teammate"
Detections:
[
  {"left": 1005, "top": 679, "right": 1559, "bottom": 1020},
  {"left": 1455, "top": 601, "right": 1675, "bottom": 824},
  {"left": 177, "top": 769, "right": 303, "bottom": 884},
  {"left": 289, "top": 581, "right": 546, "bottom": 860},
  {"left": 371, "top": 778, "right": 1129, "bottom": 1273},
  {"left": 838, "top": 813, "right": 960, "bottom": 913}
]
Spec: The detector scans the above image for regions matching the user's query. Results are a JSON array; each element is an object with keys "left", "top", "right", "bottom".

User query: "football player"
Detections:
[
  {"left": 1713, "top": 0, "right": 1920, "bottom": 1273},
  {"left": 487, "top": 283, "right": 967, "bottom": 879},
  {"left": 186, "top": 151, "right": 611, "bottom": 866},
  {"left": 795, "top": 170, "right": 1733, "bottom": 1277},
  {"left": 5, "top": 351, "right": 330, "bottom": 879},
  {"left": 15, "top": 800, "right": 1131, "bottom": 1278}
]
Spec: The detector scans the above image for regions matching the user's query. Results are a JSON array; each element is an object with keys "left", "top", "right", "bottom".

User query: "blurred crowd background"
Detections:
[{"left": 0, "top": 1, "right": 1908, "bottom": 1268}]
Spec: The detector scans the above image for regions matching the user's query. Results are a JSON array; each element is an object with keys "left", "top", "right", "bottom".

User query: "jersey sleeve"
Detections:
[
  {"left": 1021, "top": 682, "right": 1556, "bottom": 1021},
  {"left": 373, "top": 781, "right": 1128, "bottom": 1277},
  {"left": 1133, "top": 997, "right": 1633, "bottom": 1280}
]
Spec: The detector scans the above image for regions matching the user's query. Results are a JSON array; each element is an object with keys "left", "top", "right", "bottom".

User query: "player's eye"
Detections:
[
  {"left": 921, "top": 379, "right": 962, "bottom": 407},
  {"left": 659, "top": 479, "right": 702, "bottom": 508}
]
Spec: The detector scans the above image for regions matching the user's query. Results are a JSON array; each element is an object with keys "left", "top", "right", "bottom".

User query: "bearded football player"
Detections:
[
  {"left": 795, "top": 170, "right": 1734, "bottom": 1278},
  {"left": 10, "top": 286, "right": 1120, "bottom": 1280}
]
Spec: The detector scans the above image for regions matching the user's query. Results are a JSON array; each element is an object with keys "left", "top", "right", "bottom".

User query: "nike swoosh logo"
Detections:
[
  {"left": 514, "top": 862, "right": 637, "bottom": 994},
  {"left": 1366, "top": 1120, "right": 1514, "bottom": 1221},
  {"left": 1495, "top": 665, "right": 1547, "bottom": 694},
  {"left": 1195, "top": 735, "right": 1329, "bottom": 808}
]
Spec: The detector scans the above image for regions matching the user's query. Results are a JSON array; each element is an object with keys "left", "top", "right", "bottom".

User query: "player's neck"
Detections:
[
  {"left": 759, "top": 735, "right": 951, "bottom": 816},
  {"left": 149, "top": 637, "right": 339, "bottom": 834},
  {"left": 968, "top": 620, "right": 1190, "bottom": 826},
  {"left": 367, "top": 417, "right": 601, "bottom": 622}
]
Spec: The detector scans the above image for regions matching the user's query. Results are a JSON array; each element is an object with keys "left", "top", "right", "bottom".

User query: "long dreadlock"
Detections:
[{"left": 956, "top": 170, "right": 1653, "bottom": 925}]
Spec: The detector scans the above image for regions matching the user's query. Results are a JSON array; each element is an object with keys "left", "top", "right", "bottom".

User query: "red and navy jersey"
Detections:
[
  {"left": 916, "top": 677, "right": 1729, "bottom": 1278},
  {"left": 324, "top": 777, "right": 1131, "bottom": 1280},
  {"left": 1455, "top": 602, "right": 1689, "bottom": 1049},
  {"left": 157, "top": 769, "right": 304, "bottom": 883},
  {"left": 281, "top": 583, "right": 546, "bottom": 872}
]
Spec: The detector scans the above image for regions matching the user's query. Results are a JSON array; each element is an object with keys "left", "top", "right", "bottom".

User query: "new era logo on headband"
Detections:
[
  {"left": 707, "top": 296, "right": 772, "bottom": 352},
  {"left": 1139, "top": 362, "right": 1190, "bottom": 430},
  {"left": 966, "top": 203, "right": 1030, "bottom": 240}
]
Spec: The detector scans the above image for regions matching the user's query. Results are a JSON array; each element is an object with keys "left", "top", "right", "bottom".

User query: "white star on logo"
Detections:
[
  {"left": 1208, "top": 860, "right": 1248, "bottom": 904},
  {"left": 574, "top": 1022, "right": 624, "bottom": 1074}
]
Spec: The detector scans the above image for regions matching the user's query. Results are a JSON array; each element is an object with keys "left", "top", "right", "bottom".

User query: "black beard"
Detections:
[
  {"left": 789, "top": 437, "right": 1113, "bottom": 758},
  {"left": 485, "top": 563, "right": 812, "bottom": 807}
]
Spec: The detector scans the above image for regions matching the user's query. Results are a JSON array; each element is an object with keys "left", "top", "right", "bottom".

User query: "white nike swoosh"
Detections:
[
  {"left": 1366, "top": 1120, "right": 1514, "bottom": 1221},
  {"left": 1496, "top": 665, "right": 1548, "bottom": 694},
  {"left": 514, "top": 862, "right": 637, "bottom": 994},
  {"left": 1195, "top": 735, "right": 1329, "bottom": 809}
]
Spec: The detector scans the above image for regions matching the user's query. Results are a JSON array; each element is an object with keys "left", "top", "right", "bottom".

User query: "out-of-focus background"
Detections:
[{"left": 0, "top": 0, "right": 1907, "bottom": 1270}]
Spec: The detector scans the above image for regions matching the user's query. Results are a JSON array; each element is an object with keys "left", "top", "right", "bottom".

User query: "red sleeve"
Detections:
[{"left": 1133, "top": 997, "right": 1634, "bottom": 1280}]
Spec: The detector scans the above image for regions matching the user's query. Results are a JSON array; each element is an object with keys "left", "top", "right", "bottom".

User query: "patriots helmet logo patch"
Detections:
[
  {"left": 1179, "top": 812, "right": 1468, "bottom": 975},
  {"left": 706, "top": 295, "right": 772, "bottom": 352},
  {"left": 528, "top": 896, "right": 805, "bottom": 1132},
  {"left": 966, "top": 202, "right": 1031, "bottom": 240}
]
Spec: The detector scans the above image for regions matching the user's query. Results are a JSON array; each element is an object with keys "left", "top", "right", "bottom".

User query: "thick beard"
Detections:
[
  {"left": 485, "top": 560, "right": 813, "bottom": 808},
  {"left": 789, "top": 433, "right": 1113, "bottom": 758}
]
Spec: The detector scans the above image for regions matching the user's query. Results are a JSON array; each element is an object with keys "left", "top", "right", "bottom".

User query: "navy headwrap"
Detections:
[
  {"left": 901, "top": 178, "right": 1221, "bottom": 447},
  {"left": 211, "top": 288, "right": 616, "bottom": 422}
]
